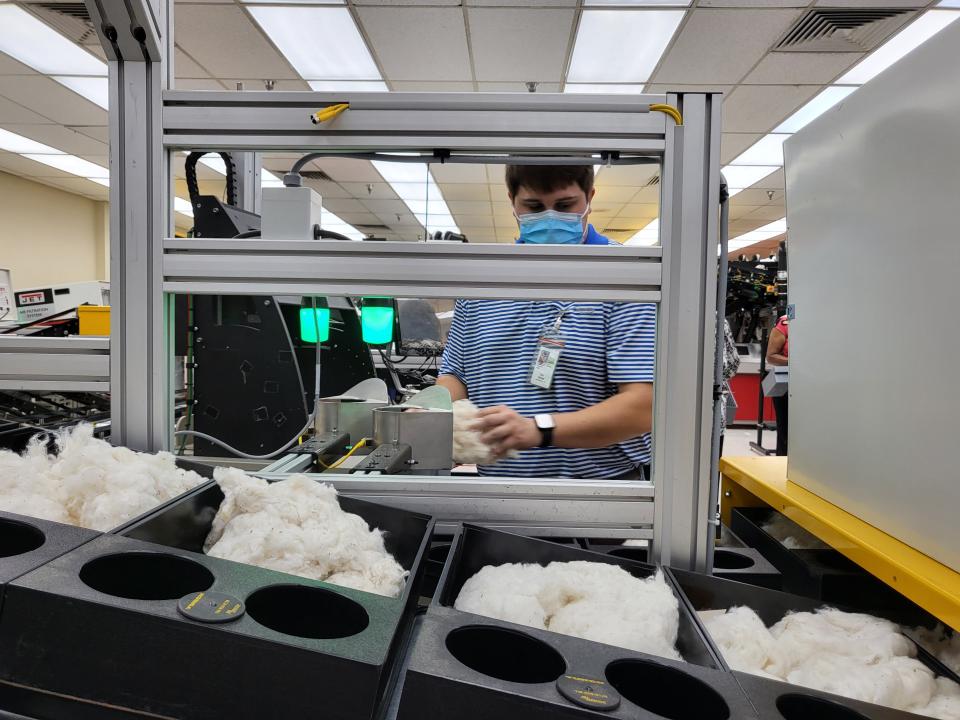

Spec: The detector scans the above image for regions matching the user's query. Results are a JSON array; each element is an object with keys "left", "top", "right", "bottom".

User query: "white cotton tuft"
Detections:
[
  {"left": 452, "top": 400, "right": 516, "bottom": 465},
  {"left": 204, "top": 468, "right": 407, "bottom": 597},
  {"left": 0, "top": 424, "right": 205, "bottom": 530},
  {"left": 761, "top": 513, "right": 830, "bottom": 550},
  {"left": 454, "top": 561, "right": 681, "bottom": 660},
  {"left": 702, "top": 605, "right": 960, "bottom": 718},
  {"left": 912, "top": 626, "right": 960, "bottom": 676}
]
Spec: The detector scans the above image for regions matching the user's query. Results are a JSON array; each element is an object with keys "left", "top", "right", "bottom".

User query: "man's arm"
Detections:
[
  {"left": 476, "top": 382, "right": 652, "bottom": 457},
  {"left": 766, "top": 328, "right": 788, "bottom": 366},
  {"left": 437, "top": 374, "right": 468, "bottom": 402}
]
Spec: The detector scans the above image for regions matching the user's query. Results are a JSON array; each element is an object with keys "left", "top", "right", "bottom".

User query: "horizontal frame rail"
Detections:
[{"left": 0, "top": 336, "right": 110, "bottom": 391}]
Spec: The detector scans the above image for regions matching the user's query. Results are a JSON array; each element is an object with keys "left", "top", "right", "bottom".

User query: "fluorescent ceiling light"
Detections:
[
  {"left": 775, "top": 86, "right": 857, "bottom": 134},
  {"left": 174, "top": 197, "right": 194, "bottom": 218},
  {"left": 730, "top": 218, "right": 786, "bottom": 247},
  {"left": 939, "top": 1, "right": 960, "bottom": 6},
  {"left": 0, "top": 128, "right": 61, "bottom": 154},
  {"left": 564, "top": 83, "right": 647, "bottom": 94},
  {"left": 23, "top": 153, "right": 109, "bottom": 179},
  {"left": 722, "top": 165, "right": 779, "bottom": 192},
  {"left": 319, "top": 208, "right": 364, "bottom": 240},
  {"left": 0, "top": 6, "right": 106, "bottom": 76},
  {"left": 626, "top": 218, "right": 659, "bottom": 246},
  {"left": 729, "top": 134, "right": 791, "bottom": 167},
  {"left": 53, "top": 76, "right": 109, "bottom": 110},
  {"left": 89, "top": 178, "right": 110, "bottom": 188},
  {"left": 308, "top": 80, "right": 388, "bottom": 92},
  {"left": 244, "top": 0, "right": 343, "bottom": 3},
  {"left": 568, "top": 10, "right": 685, "bottom": 83},
  {"left": 372, "top": 160, "right": 459, "bottom": 235},
  {"left": 838, "top": 10, "right": 960, "bottom": 85},
  {"left": 248, "top": 6, "right": 381, "bottom": 80}
]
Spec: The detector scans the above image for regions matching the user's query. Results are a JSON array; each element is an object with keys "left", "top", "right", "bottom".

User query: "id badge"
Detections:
[{"left": 530, "top": 331, "right": 565, "bottom": 390}]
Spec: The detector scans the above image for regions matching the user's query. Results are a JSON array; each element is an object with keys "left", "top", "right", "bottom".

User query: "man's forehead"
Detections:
[{"left": 514, "top": 183, "right": 585, "bottom": 200}]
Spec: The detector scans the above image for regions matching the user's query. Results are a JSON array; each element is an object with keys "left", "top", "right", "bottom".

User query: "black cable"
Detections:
[
  {"left": 185, "top": 151, "right": 239, "bottom": 207},
  {"left": 317, "top": 228, "right": 353, "bottom": 242},
  {"left": 233, "top": 230, "right": 262, "bottom": 239}
]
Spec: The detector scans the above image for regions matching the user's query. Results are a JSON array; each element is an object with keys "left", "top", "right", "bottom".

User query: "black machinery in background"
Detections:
[{"left": 178, "top": 153, "right": 443, "bottom": 458}]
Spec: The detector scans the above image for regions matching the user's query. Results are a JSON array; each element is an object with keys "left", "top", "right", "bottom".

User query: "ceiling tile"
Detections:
[
  {"left": 353, "top": 0, "right": 462, "bottom": 5},
  {"left": 432, "top": 163, "right": 488, "bottom": 184},
  {"left": 0, "top": 95, "right": 51, "bottom": 124},
  {"left": 594, "top": 164, "right": 660, "bottom": 187},
  {"left": 174, "top": 79, "right": 226, "bottom": 91},
  {"left": 721, "top": 132, "right": 762, "bottom": 164},
  {"left": 318, "top": 158, "right": 384, "bottom": 182},
  {"left": 745, "top": 204, "right": 787, "bottom": 221},
  {"left": 476, "top": 82, "right": 562, "bottom": 92},
  {"left": 322, "top": 198, "right": 370, "bottom": 214},
  {"left": 39, "top": 176, "right": 110, "bottom": 200},
  {"left": 742, "top": 52, "right": 865, "bottom": 85},
  {"left": 339, "top": 181, "right": 398, "bottom": 200},
  {"left": 698, "top": 0, "right": 805, "bottom": 6},
  {"left": 356, "top": 8, "right": 472, "bottom": 81},
  {"left": 364, "top": 199, "right": 409, "bottom": 215},
  {"left": 72, "top": 126, "right": 109, "bottom": 144},
  {"left": 0, "top": 53, "right": 35, "bottom": 75},
  {"left": 590, "top": 185, "right": 638, "bottom": 203},
  {"left": 174, "top": 48, "right": 211, "bottom": 79},
  {"left": 723, "top": 84, "right": 819, "bottom": 133},
  {"left": 391, "top": 81, "right": 476, "bottom": 91},
  {"left": 303, "top": 178, "right": 352, "bottom": 199},
  {"left": 645, "top": 84, "right": 734, "bottom": 95},
  {"left": 0, "top": 124, "right": 107, "bottom": 156},
  {"left": 731, "top": 188, "right": 782, "bottom": 206},
  {"left": 0, "top": 151, "right": 75, "bottom": 180},
  {"left": 468, "top": 0, "right": 577, "bottom": 5},
  {"left": 0, "top": 76, "right": 106, "bottom": 125},
  {"left": 813, "top": 0, "right": 926, "bottom": 5},
  {"left": 652, "top": 8, "right": 802, "bottom": 85},
  {"left": 446, "top": 200, "right": 492, "bottom": 214},
  {"left": 227, "top": 79, "right": 309, "bottom": 91},
  {"left": 468, "top": 8, "right": 575, "bottom": 82},
  {"left": 175, "top": 5, "right": 298, "bottom": 79},
  {"left": 441, "top": 183, "right": 493, "bottom": 201},
  {"left": 753, "top": 168, "right": 784, "bottom": 189}
]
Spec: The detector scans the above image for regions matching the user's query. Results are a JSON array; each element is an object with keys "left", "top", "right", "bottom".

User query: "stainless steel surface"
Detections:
[
  {"left": 163, "top": 240, "right": 662, "bottom": 302},
  {"left": 0, "top": 336, "right": 109, "bottom": 391},
  {"left": 784, "top": 21, "right": 960, "bottom": 573},
  {"left": 373, "top": 407, "right": 453, "bottom": 473}
]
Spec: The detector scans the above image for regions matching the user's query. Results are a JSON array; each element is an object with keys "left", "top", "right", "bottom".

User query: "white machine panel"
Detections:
[{"left": 784, "top": 21, "right": 960, "bottom": 571}]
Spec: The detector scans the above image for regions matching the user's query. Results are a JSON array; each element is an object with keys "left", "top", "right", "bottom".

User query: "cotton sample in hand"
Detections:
[
  {"left": 455, "top": 561, "right": 681, "bottom": 660},
  {"left": 452, "top": 399, "right": 516, "bottom": 465},
  {"left": 0, "top": 423, "right": 205, "bottom": 531},
  {"left": 701, "top": 606, "right": 960, "bottom": 719},
  {"left": 761, "top": 513, "right": 829, "bottom": 550},
  {"left": 204, "top": 468, "right": 407, "bottom": 597}
]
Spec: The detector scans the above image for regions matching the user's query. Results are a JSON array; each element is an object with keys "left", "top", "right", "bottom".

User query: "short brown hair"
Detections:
[{"left": 505, "top": 165, "right": 594, "bottom": 199}]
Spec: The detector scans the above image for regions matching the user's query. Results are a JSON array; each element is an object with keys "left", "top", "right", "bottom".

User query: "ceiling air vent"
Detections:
[
  {"left": 644, "top": 174, "right": 661, "bottom": 187},
  {"left": 774, "top": 8, "right": 915, "bottom": 53},
  {"left": 299, "top": 170, "right": 335, "bottom": 182},
  {"left": 28, "top": 3, "right": 98, "bottom": 46}
]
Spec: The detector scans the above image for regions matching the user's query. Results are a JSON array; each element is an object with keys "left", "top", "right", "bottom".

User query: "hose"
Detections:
[
  {"left": 173, "top": 420, "right": 314, "bottom": 460},
  {"left": 650, "top": 103, "right": 683, "bottom": 126}
]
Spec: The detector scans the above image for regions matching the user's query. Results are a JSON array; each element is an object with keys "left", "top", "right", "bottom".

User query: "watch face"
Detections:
[{"left": 535, "top": 414, "right": 556, "bottom": 430}]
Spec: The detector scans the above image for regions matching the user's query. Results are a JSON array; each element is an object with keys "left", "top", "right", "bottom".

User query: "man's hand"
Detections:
[{"left": 476, "top": 405, "right": 540, "bottom": 459}]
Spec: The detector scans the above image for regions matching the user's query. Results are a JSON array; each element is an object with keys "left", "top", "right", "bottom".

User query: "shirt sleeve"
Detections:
[
  {"left": 439, "top": 299, "right": 469, "bottom": 385},
  {"left": 606, "top": 302, "right": 657, "bottom": 384}
]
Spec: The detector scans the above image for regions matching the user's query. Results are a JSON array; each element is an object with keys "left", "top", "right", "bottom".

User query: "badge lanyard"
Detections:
[{"left": 529, "top": 307, "right": 568, "bottom": 390}]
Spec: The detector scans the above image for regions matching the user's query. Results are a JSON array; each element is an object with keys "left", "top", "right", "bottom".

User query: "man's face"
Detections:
[{"left": 510, "top": 182, "right": 595, "bottom": 223}]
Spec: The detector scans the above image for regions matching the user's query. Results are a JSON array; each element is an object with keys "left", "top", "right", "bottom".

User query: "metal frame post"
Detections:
[
  {"left": 651, "top": 93, "right": 722, "bottom": 571},
  {"left": 234, "top": 152, "right": 263, "bottom": 215}
]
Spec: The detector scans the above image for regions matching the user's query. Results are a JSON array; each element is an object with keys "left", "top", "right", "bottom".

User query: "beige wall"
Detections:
[{"left": 0, "top": 171, "right": 109, "bottom": 289}]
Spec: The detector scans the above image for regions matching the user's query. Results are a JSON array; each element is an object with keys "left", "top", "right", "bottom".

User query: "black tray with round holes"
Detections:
[
  {"left": 667, "top": 568, "right": 960, "bottom": 698},
  {"left": 730, "top": 507, "right": 938, "bottom": 623},
  {"left": 0, "top": 481, "right": 434, "bottom": 720},
  {"left": 434, "top": 525, "right": 722, "bottom": 670},
  {"left": 734, "top": 669, "right": 942, "bottom": 720},
  {"left": 397, "top": 605, "right": 758, "bottom": 720},
  {"left": 0, "top": 510, "right": 98, "bottom": 591}
]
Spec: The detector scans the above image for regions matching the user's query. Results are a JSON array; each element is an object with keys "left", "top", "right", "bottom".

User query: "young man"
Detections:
[{"left": 437, "top": 165, "right": 656, "bottom": 479}]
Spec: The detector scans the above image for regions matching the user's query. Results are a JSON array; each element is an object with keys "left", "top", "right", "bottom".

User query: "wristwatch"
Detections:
[{"left": 534, "top": 414, "right": 556, "bottom": 448}]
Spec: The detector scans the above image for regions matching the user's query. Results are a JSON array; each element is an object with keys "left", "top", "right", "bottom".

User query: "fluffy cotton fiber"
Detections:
[
  {"left": 761, "top": 513, "right": 830, "bottom": 550},
  {"left": 0, "top": 424, "right": 205, "bottom": 531},
  {"left": 455, "top": 561, "right": 681, "bottom": 660},
  {"left": 701, "top": 606, "right": 960, "bottom": 719},
  {"left": 453, "top": 399, "right": 512, "bottom": 465},
  {"left": 204, "top": 468, "right": 407, "bottom": 597},
  {"left": 912, "top": 626, "right": 960, "bottom": 676}
]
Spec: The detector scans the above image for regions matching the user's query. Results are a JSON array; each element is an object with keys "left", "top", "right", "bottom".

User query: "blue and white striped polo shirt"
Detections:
[{"left": 440, "top": 226, "right": 657, "bottom": 479}]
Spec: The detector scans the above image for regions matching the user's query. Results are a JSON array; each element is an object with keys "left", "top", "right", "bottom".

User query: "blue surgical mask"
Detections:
[{"left": 516, "top": 207, "right": 589, "bottom": 245}]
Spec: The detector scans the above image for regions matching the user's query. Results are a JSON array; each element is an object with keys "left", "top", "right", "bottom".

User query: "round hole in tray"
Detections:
[
  {"left": 80, "top": 552, "right": 214, "bottom": 600},
  {"left": 446, "top": 625, "right": 566, "bottom": 684},
  {"left": 0, "top": 518, "right": 45, "bottom": 558},
  {"left": 777, "top": 694, "right": 871, "bottom": 720},
  {"left": 608, "top": 547, "right": 649, "bottom": 563},
  {"left": 246, "top": 584, "right": 369, "bottom": 639},
  {"left": 606, "top": 659, "right": 729, "bottom": 720},
  {"left": 713, "top": 549, "right": 756, "bottom": 570},
  {"left": 428, "top": 543, "right": 451, "bottom": 563}
]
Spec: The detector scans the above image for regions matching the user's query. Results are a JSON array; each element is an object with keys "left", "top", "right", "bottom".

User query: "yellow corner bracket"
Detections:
[
  {"left": 310, "top": 103, "right": 350, "bottom": 125},
  {"left": 650, "top": 103, "right": 683, "bottom": 126}
]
